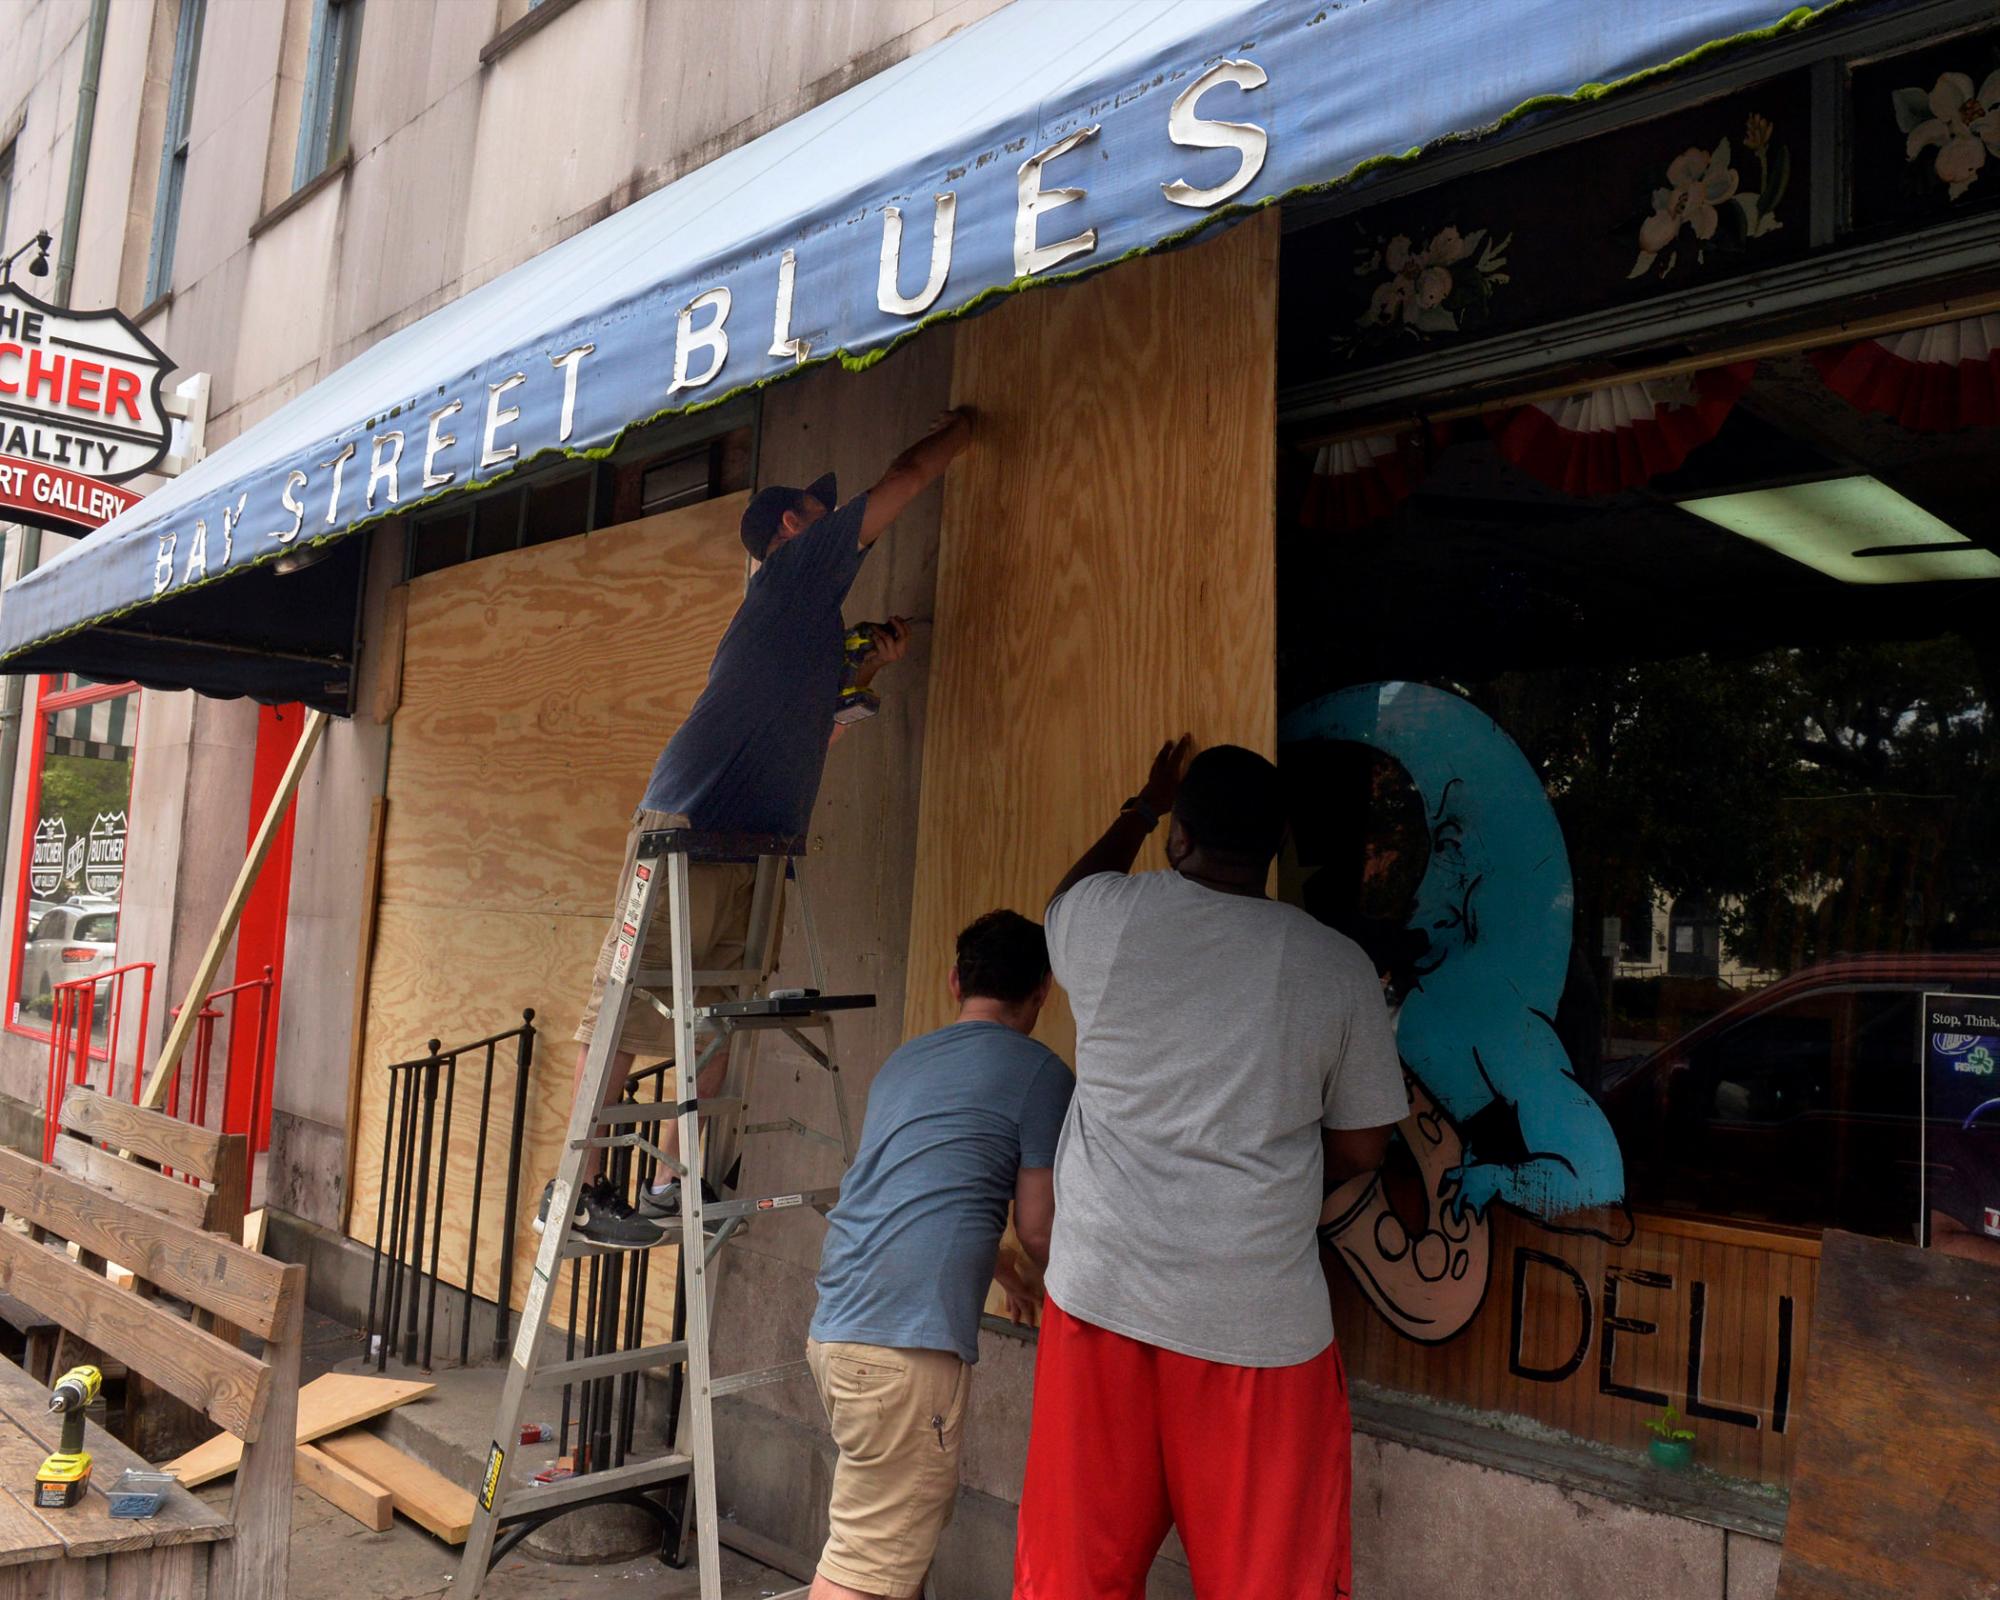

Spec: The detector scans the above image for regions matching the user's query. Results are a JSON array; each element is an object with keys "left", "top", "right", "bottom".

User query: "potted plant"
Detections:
[{"left": 1646, "top": 1404, "right": 1696, "bottom": 1470}]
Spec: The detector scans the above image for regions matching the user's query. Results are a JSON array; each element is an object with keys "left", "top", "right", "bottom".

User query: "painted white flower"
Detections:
[
  {"left": 1639, "top": 143, "right": 1740, "bottom": 254},
  {"left": 1902, "top": 70, "right": 2000, "bottom": 199}
]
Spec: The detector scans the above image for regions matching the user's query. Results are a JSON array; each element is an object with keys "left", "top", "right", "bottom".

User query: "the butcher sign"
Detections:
[{"left": 0, "top": 284, "right": 171, "bottom": 536}]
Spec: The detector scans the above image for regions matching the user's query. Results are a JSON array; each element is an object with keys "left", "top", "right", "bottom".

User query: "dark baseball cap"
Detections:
[{"left": 740, "top": 471, "right": 837, "bottom": 561}]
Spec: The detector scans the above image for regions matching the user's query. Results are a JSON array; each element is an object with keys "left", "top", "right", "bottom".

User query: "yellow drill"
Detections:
[{"left": 36, "top": 1365, "right": 101, "bottom": 1508}]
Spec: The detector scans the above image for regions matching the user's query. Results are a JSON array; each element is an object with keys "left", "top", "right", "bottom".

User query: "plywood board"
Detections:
[
  {"left": 905, "top": 211, "right": 1282, "bottom": 1062},
  {"left": 1776, "top": 1231, "right": 2000, "bottom": 1596},
  {"left": 164, "top": 1372, "right": 433, "bottom": 1487},
  {"left": 295, "top": 1441, "right": 392, "bottom": 1531},
  {"left": 315, "top": 1430, "right": 475, "bottom": 1544},
  {"left": 345, "top": 497, "right": 747, "bottom": 1343}
]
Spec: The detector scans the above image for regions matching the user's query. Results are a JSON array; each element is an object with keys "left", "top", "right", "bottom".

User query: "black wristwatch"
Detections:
[{"left": 1120, "top": 794, "right": 1161, "bottom": 831}]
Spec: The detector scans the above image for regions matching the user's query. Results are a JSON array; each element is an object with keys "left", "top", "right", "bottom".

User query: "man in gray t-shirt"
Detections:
[{"left": 1013, "top": 740, "right": 1407, "bottom": 1600}]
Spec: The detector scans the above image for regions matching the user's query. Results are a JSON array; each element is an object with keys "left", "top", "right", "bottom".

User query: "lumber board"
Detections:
[
  {"left": 0, "top": 1231, "right": 268, "bottom": 1443},
  {"left": 143, "top": 708, "right": 328, "bottom": 1109},
  {"left": 345, "top": 496, "right": 746, "bottom": 1342},
  {"left": 49, "top": 1141, "right": 210, "bottom": 1231},
  {"left": 295, "top": 1442, "right": 391, "bottom": 1532},
  {"left": 313, "top": 1430, "right": 474, "bottom": 1544},
  {"left": 165, "top": 1372, "right": 433, "bottom": 1488},
  {"left": 58, "top": 1092, "right": 228, "bottom": 1184},
  {"left": 0, "top": 1147, "right": 292, "bottom": 1339},
  {"left": 1776, "top": 1231, "right": 2000, "bottom": 1597},
  {"left": 906, "top": 212, "right": 1281, "bottom": 1064},
  {"left": 0, "top": 1360, "right": 230, "bottom": 1556}
]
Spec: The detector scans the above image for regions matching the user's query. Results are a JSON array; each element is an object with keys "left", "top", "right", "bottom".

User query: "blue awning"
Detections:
[{"left": 0, "top": 0, "right": 1837, "bottom": 707}]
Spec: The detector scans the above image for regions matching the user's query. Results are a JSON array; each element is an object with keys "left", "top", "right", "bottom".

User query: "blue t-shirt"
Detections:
[
  {"left": 640, "top": 493, "right": 870, "bottom": 834},
  {"left": 811, "top": 1021, "right": 1074, "bottom": 1363}
]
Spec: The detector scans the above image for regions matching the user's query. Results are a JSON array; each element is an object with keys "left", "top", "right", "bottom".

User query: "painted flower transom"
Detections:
[
  {"left": 1630, "top": 116, "right": 1786, "bottom": 281},
  {"left": 1896, "top": 70, "right": 2000, "bottom": 200},
  {"left": 1351, "top": 225, "right": 1510, "bottom": 342}
]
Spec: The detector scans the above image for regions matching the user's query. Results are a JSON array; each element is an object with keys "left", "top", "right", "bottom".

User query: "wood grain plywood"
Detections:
[
  {"left": 346, "top": 497, "right": 745, "bottom": 1337},
  {"left": 1777, "top": 1231, "right": 2000, "bottom": 1597},
  {"left": 1330, "top": 1206, "right": 1818, "bottom": 1485},
  {"left": 905, "top": 212, "right": 1280, "bottom": 1061}
]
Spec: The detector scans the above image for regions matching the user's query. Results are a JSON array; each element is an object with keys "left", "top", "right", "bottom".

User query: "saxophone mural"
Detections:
[{"left": 1283, "top": 681, "right": 1625, "bottom": 1343}]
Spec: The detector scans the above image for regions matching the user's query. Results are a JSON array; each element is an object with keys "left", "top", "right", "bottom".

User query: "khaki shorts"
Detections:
[
  {"left": 807, "top": 1339, "right": 970, "bottom": 1596},
  {"left": 573, "top": 811, "right": 765, "bottom": 1057}
]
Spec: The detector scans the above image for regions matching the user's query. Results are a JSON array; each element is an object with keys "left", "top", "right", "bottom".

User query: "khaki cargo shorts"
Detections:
[
  {"left": 806, "top": 1339, "right": 970, "bottom": 1596},
  {"left": 572, "top": 809, "right": 770, "bottom": 1057}
]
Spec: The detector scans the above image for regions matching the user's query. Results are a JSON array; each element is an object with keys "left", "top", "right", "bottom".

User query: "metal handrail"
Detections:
[{"left": 366, "top": 1011, "right": 538, "bottom": 1370}]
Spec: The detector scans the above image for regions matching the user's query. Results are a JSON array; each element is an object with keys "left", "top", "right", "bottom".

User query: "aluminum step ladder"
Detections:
[{"left": 456, "top": 826, "right": 865, "bottom": 1599}]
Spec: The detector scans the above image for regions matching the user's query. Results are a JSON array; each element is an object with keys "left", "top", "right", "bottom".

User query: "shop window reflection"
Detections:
[{"left": 8, "top": 678, "right": 139, "bottom": 1044}]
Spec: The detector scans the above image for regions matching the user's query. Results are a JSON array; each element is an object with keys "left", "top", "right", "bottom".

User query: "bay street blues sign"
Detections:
[{"left": 0, "top": 285, "right": 170, "bottom": 535}]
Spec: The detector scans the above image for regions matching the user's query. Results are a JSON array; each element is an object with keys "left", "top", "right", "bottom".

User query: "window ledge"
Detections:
[
  {"left": 1350, "top": 1381, "right": 1789, "bottom": 1541},
  {"left": 480, "top": 0, "right": 585, "bottom": 66},
  {"left": 249, "top": 154, "right": 351, "bottom": 241},
  {"left": 135, "top": 290, "right": 173, "bottom": 327}
]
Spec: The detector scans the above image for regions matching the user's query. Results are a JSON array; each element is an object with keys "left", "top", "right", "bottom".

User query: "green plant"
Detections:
[{"left": 1645, "top": 1404, "right": 1696, "bottom": 1444}]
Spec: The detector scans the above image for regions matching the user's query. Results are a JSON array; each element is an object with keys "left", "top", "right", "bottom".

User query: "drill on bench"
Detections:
[{"left": 35, "top": 1365, "right": 101, "bottom": 1509}]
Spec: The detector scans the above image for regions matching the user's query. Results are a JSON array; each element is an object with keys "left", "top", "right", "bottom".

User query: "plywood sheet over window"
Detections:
[
  {"left": 346, "top": 494, "right": 748, "bottom": 1341},
  {"left": 905, "top": 211, "right": 1281, "bottom": 1057}
]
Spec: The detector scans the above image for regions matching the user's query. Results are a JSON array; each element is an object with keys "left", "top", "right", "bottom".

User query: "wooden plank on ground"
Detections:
[
  {"left": 314, "top": 1430, "right": 474, "bottom": 1544},
  {"left": 0, "top": 1147, "right": 290, "bottom": 1340},
  {"left": 165, "top": 1372, "right": 434, "bottom": 1488},
  {"left": 295, "top": 1442, "right": 391, "bottom": 1532},
  {"left": 1776, "top": 1230, "right": 2000, "bottom": 1598},
  {"left": 49, "top": 1141, "right": 209, "bottom": 1230},
  {"left": 0, "top": 1231, "right": 267, "bottom": 1442},
  {"left": 0, "top": 1359, "right": 231, "bottom": 1556},
  {"left": 58, "top": 1091, "right": 227, "bottom": 1184}
]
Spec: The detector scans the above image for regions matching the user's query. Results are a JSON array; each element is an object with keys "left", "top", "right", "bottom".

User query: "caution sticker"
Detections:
[
  {"left": 480, "top": 1443, "right": 505, "bottom": 1512},
  {"left": 756, "top": 1194, "right": 804, "bottom": 1212}
]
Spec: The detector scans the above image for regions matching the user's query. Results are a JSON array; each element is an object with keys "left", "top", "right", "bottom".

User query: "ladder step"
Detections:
[
  {"left": 497, "top": 1452, "right": 693, "bottom": 1519},
  {"left": 712, "top": 1358, "right": 810, "bottom": 1398},
  {"left": 702, "top": 993, "right": 875, "bottom": 1018},
  {"left": 706, "top": 1187, "right": 840, "bottom": 1222},
  {"left": 595, "top": 1099, "right": 742, "bottom": 1127},
  {"left": 531, "top": 1340, "right": 689, "bottom": 1389}
]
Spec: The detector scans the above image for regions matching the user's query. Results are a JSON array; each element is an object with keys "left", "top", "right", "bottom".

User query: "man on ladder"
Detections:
[{"left": 538, "top": 408, "right": 975, "bottom": 1248}]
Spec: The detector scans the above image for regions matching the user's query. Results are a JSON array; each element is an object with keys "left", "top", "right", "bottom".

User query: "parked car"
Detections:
[
  {"left": 17, "top": 904, "right": 120, "bottom": 1009},
  {"left": 1600, "top": 953, "right": 2000, "bottom": 1243}
]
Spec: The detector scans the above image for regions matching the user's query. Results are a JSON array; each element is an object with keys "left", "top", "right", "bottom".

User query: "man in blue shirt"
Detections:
[
  {"left": 806, "top": 911, "right": 1073, "bottom": 1600},
  {"left": 542, "top": 409, "right": 974, "bottom": 1248}
]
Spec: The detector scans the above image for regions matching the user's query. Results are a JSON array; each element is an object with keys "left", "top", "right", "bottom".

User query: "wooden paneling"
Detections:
[
  {"left": 346, "top": 496, "right": 747, "bottom": 1337},
  {"left": 1777, "top": 1231, "right": 2000, "bottom": 1597},
  {"left": 1332, "top": 1207, "right": 1819, "bottom": 1484},
  {"left": 905, "top": 212, "right": 1281, "bottom": 1060}
]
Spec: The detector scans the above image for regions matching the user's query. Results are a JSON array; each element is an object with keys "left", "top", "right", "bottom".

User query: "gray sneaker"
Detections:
[
  {"left": 636, "top": 1177, "right": 720, "bottom": 1221},
  {"left": 576, "top": 1180, "right": 667, "bottom": 1250}
]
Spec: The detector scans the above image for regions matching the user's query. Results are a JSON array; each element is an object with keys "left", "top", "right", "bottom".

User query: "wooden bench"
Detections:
[{"left": 0, "top": 1136, "right": 302, "bottom": 1598}]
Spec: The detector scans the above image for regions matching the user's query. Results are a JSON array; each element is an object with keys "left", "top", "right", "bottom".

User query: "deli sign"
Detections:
[{"left": 0, "top": 284, "right": 171, "bottom": 535}]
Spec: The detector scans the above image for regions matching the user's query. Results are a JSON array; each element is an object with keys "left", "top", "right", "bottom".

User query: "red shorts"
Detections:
[{"left": 1013, "top": 1298, "right": 1352, "bottom": 1600}]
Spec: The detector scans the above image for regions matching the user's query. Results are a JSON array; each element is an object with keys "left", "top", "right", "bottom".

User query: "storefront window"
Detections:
[
  {"left": 1278, "top": 353, "right": 1998, "bottom": 1251},
  {"left": 8, "top": 677, "right": 139, "bottom": 1036}
]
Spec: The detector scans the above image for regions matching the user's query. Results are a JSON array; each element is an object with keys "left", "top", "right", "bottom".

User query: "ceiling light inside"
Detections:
[{"left": 1678, "top": 475, "right": 2000, "bottom": 584}]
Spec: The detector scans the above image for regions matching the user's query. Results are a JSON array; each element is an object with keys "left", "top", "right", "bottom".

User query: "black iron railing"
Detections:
[{"left": 366, "top": 1010, "right": 536, "bottom": 1370}]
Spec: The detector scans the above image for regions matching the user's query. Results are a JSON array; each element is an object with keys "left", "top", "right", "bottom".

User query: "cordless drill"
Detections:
[
  {"left": 836, "top": 623, "right": 889, "bottom": 726},
  {"left": 36, "top": 1365, "right": 101, "bottom": 1509}
]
